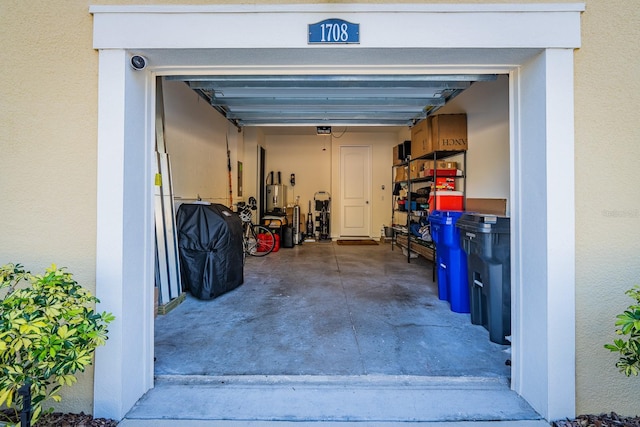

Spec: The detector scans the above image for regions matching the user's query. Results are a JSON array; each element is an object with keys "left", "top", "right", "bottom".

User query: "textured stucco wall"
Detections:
[
  {"left": 0, "top": 1, "right": 100, "bottom": 413},
  {"left": 573, "top": 0, "right": 640, "bottom": 416},
  {"left": 1, "top": 0, "right": 639, "bottom": 418}
]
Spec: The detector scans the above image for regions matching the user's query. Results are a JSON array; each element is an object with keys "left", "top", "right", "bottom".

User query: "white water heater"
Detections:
[{"left": 266, "top": 184, "right": 287, "bottom": 212}]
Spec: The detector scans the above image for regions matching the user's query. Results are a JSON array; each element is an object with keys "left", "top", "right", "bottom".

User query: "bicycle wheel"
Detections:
[{"left": 247, "top": 225, "right": 276, "bottom": 257}]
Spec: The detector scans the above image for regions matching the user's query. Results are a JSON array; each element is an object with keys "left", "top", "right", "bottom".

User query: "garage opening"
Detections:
[
  {"left": 142, "top": 72, "right": 526, "bottom": 422},
  {"left": 91, "top": 4, "right": 580, "bottom": 422},
  {"left": 152, "top": 71, "right": 513, "bottom": 377}
]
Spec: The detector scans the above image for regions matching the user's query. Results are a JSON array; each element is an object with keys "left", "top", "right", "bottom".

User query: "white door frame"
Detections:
[{"left": 91, "top": 3, "right": 583, "bottom": 421}]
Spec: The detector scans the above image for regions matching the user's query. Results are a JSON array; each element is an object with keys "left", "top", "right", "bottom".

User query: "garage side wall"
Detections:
[
  {"left": 437, "top": 77, "right": 510, "bottom": 211},
  {"left": 163, "top": 80, "right": 241, "bottom": 207}
]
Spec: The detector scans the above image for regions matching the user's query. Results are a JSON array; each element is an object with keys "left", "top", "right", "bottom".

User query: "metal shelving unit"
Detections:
[{"left": 391, "top": 150, "right": 467, "bottom": 266}]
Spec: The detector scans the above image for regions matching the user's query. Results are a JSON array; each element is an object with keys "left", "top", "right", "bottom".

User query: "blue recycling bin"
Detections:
[
  {"left": 428, "top": 210, "right": 470, "bottom": 313},
  {"left": 456, "top": 214, "right": 511, "bottom": 344}
]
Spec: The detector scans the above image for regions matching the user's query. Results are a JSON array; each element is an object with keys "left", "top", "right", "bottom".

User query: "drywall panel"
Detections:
[
  {"left": 263, "top": 134, "right": 332, "bottom": 227},
  {"left": 242, "top": 127, "right": 263, "bottom": 209},
  {"left": 162, "top": 80, "right": 239, "bottom": 207},
  {"left": 330, "top": 130, "right": 405, "bottom": 238},
  {"left": 436, "top": 76, "right": 510, "bottom": 213},
  {"left": 262, "top": 129, "right": 405, "bottom": 238}
]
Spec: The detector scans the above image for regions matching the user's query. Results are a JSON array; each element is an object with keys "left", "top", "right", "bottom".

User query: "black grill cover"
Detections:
[{"left": 176, "top": 203, "right": 244, "bottom": 300}]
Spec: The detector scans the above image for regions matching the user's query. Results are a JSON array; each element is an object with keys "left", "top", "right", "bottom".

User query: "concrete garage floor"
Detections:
[
  {"left": 121, "top": 242, "right": 545, "bottom": 426},
  {"left": 155, "top": 241, "right": 510, "bottom": 377}
]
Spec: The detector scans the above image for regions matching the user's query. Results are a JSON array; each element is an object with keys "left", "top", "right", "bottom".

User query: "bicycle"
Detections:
[{"left": 239, "top": 197, "right": 276, "bottom": 259}]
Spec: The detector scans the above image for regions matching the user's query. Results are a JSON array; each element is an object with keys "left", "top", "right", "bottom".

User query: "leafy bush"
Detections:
[
  {"left": 0, "top": 263, "right": 114, "bottom": 425},
  {"left": 604, "top": 285, "right": 640, "bottom": 376}
]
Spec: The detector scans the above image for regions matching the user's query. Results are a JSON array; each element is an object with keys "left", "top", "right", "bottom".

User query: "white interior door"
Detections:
[{"left": 340, "top": 146, "right": 371, "bottom": 237}]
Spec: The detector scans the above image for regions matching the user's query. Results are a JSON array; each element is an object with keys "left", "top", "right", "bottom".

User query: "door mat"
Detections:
[{"left": 336, "top": 239, "right": 379, "bottom": 246}]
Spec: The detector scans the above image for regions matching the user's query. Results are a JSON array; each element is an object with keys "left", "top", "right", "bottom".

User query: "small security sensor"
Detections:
[{"left": 130, "top": 55, "right": 147, "bottom": 70}]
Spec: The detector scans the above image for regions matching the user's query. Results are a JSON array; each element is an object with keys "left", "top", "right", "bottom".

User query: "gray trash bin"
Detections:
[{"left": 456, "top": 214, "right": 511, "bottom": 344}]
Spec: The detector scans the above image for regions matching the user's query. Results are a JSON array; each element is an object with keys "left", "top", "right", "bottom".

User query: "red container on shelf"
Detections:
[
  {"left": 425, "top": 168, "right": 459, "bottom": 177},
  {"left": 433, "top": 177, "right": 456, "bottom": 191},
  {"left": 428, "top": 191, "right": 464, "bottom": 212}
]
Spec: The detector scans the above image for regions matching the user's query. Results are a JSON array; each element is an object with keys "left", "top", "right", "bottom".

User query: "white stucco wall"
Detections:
[{"left": 1, "top": 0, "right": 639, "bottom": 418}]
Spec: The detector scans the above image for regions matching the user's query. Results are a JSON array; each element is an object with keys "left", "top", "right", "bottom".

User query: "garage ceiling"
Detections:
[{"left": 167, "top": 74, "right": 497, "bottom": 128}]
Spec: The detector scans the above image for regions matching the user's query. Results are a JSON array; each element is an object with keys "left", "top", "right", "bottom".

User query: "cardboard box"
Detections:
[
  {"left": 441, "top": 161, "right": 458, "bottom": 169},
  {"left": 410, "top": 160, "right": 458, "bottom": 179},
  {"left": 410, "top": 160, "right": 426, "bottom": 179},
  {"left": 429, "top": 114, "right": 468, "bottom": 152},
  {"left": 423, "top": 160, "right": 457, "bottom": 170},
  {"left": 394, "top": 165, "right": 408, "bottom": 182},
  {"left": 410, "top": 119, "right": 430, "bottom": 158},
  {"left": 465, "top": 198, "right": 507, "bottom": 215},
  {"left": 393, "top": 145, "right": 401, "bottom": 165}
]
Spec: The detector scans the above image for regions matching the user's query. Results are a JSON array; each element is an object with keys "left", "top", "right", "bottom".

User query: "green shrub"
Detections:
[
  {"left": 604, "top": 285, "right": 640, "bottom": 376},
  {"left": 0, "top": 263, "right": 115, "bottom": 425}
]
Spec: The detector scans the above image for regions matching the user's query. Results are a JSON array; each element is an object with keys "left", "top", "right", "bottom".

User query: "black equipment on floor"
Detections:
[
  {"left": 176, "top": 203, "right": 244, "bottom": 300},
  {"left": 314, "top": 191, "right": 331, "bottom": 241},
  {"left": 282, "top": 225, "right": 294, "bottom": 248},
  {"left": 306, "top": 200, "right": 314, "bottom": 237}
]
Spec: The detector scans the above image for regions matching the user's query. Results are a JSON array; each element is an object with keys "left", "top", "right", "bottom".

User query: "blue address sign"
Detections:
[{"left": 308, "top": 19, "right": 359, "bottom": 44}]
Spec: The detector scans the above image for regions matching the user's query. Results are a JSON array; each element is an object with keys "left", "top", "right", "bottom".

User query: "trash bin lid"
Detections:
[
  {"left": 455, "top": 213, "right": 510, "bottom": 233},
  {"left": 428, "top": 210, "right": 466, "bottom": 226}
]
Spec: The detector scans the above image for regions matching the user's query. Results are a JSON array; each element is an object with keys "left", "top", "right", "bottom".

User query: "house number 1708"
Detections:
[
  {"left": 308, "top": 19, "right": 359, "bottom": 44},
  {"left": 319, "top": 23, "right": 349, "bottom": 42}
]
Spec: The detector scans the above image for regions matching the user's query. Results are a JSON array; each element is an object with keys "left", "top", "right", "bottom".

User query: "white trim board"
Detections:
[
  {"left": 92, "top": 3, "right": 581, "bottom": 422},
  {"left": 91, "top": 3, "right": 583, "bottom": 49}
]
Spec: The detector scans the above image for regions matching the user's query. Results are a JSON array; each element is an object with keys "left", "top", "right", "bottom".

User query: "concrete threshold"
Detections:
[
  {"left": 119, "top": 375, "right": 546, "bottom": 426},
  {"left": 118, "top": 421, "right": 550, "bottom": 427}
]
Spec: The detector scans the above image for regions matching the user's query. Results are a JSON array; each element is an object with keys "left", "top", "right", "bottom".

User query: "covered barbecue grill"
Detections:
[{"left": 176, "top": 202, "right": 244, "bottom": 300}]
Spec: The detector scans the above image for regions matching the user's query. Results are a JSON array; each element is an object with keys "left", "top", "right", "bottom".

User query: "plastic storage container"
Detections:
[
  {"left": 428, "top": 210, "right": 470, "bottom": 313},
  {"left": 428, "top": 191, "right": 463, "bottom": 212},
  {"left": 456, "top": 214, "right": 511, "bottom": 344}
]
